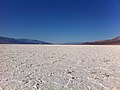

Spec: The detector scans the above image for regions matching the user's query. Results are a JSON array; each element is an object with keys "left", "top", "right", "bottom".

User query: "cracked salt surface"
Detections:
[{"left": 0, "top": 45, "right": 120, "bottom": 90}]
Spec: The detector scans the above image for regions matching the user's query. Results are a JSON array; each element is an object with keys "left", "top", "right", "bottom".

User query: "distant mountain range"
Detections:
[
  {"left": 0, "top": 36, "right": 120, "bottom": 45},
  {"left": 82, "top": 36, "right": 120, "bottom": 45},
  {"left": 0, "top": 36, "right": 52, "bottom": 44}
]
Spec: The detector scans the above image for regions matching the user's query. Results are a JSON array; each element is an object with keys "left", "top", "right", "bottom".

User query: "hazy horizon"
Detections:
[{"left": 0, "top": 0, "right": 120, "bottom": 43}]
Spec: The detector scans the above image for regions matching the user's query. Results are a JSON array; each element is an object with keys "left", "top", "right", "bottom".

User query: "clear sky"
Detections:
[{"left": 0, "top": 0, "right": 120, "bottom": 43}]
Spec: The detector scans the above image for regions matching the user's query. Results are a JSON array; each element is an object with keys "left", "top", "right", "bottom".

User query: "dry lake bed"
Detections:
[{"left": 0, "top": 45, "right": 120, "bottom": 90}]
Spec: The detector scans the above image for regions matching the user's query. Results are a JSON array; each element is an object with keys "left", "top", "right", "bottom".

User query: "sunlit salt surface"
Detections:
[{"left": 0, "top": 45, "right": 120, "bottom": 90}]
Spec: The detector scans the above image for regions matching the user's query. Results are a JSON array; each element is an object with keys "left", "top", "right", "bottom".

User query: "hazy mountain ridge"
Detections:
[
  {"left": 82, "top": 36, "right": 120, "bottom": 45},
  {"left": 0, "top": 36, "right": 52, "bottom": 44},
  {"left": 0, "top": 36, "right": 120, "bottom": 45}
]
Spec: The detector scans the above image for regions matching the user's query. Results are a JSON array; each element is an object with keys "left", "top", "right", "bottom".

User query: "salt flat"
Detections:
[{"left": 0, "top": 45, "right": 120, "bottom": 90}]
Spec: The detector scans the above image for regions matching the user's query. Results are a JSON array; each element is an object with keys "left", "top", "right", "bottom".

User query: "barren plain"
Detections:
[{"left": 0, "top": 45, "right": 120, "bottom": 90}]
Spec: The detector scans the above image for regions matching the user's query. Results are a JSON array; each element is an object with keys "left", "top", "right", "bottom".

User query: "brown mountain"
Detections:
[{"left": 82, "top": 36, "right": 120, "bottom": 45}]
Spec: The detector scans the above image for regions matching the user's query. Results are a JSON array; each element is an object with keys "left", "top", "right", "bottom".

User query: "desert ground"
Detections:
[{"left": 0, "top": 45, "right": 120, "bottom": 90}]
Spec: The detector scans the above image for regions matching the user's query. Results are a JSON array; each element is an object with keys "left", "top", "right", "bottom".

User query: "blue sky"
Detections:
[{"left": 0, "top": 0, "right": 120, "bottom": 43}]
